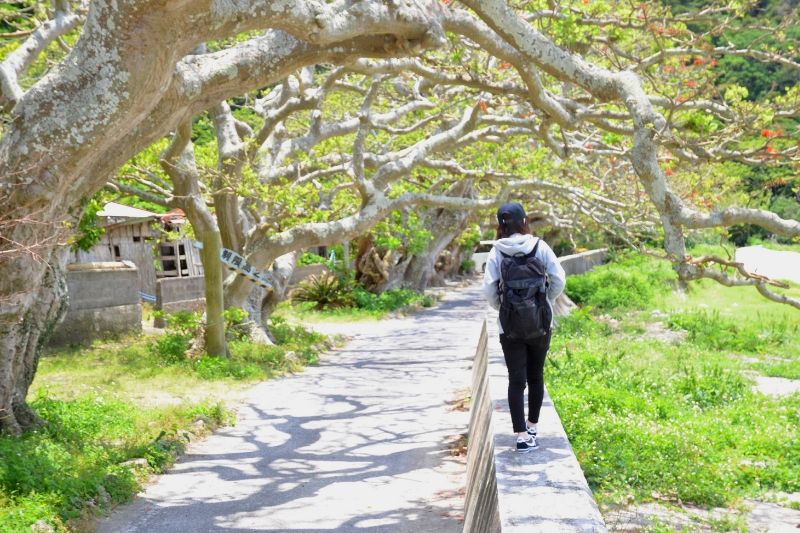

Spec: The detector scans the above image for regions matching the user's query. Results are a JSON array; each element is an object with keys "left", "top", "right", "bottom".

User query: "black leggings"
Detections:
[{"left": 499, "top": 331, "right": 552, "bottom": 434}]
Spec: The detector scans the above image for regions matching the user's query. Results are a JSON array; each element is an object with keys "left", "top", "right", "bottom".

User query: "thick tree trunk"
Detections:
[
  {"left": 228, "top": 253, "right": 297, "bottom": 344},
  {"left": 196, "top": 229, "right": 227, "bottom": 357},
  {"left": 162, "top": 123, "right": 228, "bottom": 357},
  {"left": 403, "top": 207, "right": 470, "bottom": 292},
  {"left": 0, "top": 249, "right": 68, "bottom": 434},
  {"left": 373, "top": 260, "right": 412, "bottom": 294}
]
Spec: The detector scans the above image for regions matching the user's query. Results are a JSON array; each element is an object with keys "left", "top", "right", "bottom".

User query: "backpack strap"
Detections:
[
  {"left": 499, "top": 238, "right": 541, "bottom": 260},
  {"left": 528, "top": 238, "right": 541, "bottom": 259}
]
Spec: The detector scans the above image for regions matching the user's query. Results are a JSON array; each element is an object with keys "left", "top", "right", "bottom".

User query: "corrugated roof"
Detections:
[{"left": 97, "top": 202, "right": 159, "bottom": 219}]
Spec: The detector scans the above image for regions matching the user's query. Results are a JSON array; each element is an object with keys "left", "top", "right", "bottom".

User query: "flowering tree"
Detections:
[{"left": 1, "top": 0, "right": 798, "bottom": 434}]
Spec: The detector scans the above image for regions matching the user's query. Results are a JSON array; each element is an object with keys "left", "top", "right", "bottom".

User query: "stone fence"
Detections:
[
  {"left": 558, "top": 248, "right": 608, "bottom": 276},
  {"left": 463, "top": 321, "right": 607, "bottom": 532},
  {"left": 49, "top": 262, "right": 142, "bottom": 346},
  {"left": 154, "top": 275, "right": 206, "bottom": 328}
]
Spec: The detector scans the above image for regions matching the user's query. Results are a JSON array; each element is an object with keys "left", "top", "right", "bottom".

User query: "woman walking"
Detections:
[{"left": 482, "top": 203, "right": 566, "bottom": 452}]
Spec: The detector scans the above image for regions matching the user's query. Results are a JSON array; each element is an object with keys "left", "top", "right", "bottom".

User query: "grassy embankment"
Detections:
[
  {"left": 547, "top": 247, "right": 800, "bottom": 527},
  {"left": 0, "top": 315, "right": 331, "bottom": 532}
]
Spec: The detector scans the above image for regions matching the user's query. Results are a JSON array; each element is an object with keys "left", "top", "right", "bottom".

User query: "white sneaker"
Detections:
[{"left": 516, "top": 435, "right": 538, "bottom": 453}]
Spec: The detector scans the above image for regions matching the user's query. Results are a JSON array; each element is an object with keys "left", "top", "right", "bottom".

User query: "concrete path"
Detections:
[
  {"left": 96, "top": 284, "right": 485, "bottom": 533},
  {"left": 735, "top": 246, "right": 800, "bottom": 284}
]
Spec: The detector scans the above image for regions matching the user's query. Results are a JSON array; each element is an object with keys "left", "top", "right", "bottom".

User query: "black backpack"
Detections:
[{"left": 497, "top": 239, "right": 552, "bottom": 340}]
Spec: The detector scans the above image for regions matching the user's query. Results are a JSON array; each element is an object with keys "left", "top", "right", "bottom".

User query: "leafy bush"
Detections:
[
  {"left": 222, "top": 307, "right": 250, "bottom": 341},
  {"left": 270, "top": 315, "right": 325, "bottom": 347},
  {"left": 144, "top": 309, "right": 329, "bottom": 380},
  {"left": 352, "top": 286, "right": 430, "bottom": 312},
  {"left": 152, "top": 334, "right": 190, "bottom": 364},
  {"left": 150, "top": 311, "right": 201, "bottom": 363},
  {"left": 193, "top": 354, "right": 262, "bottom": 380},
  {"left": 292, "top": 273, "right": 355, "bottom": 309},
  {"left": 297, "top": 251, "right": 327, "bottom": 266},
  {"left": 459, "top": 259, "right": 475, "bottom": 274},
  {"left": 223, "top": 307, "right": 248, "bottom": 326},
  {"left": 163, "top": 311, "right": 202, "bottom": 337},
  {"left": 566, "top": 253, "right": 674, "bottom": 311}
]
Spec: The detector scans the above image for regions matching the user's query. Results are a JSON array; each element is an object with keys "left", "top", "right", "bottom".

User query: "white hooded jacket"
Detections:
[{"left": 482, "top": 234, "right": 566, "bottom": 333}]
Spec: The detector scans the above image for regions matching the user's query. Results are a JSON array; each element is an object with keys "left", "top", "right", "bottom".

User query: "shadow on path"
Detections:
[{"left": 96, "top": 284, "right": 486, "bottom": 533}]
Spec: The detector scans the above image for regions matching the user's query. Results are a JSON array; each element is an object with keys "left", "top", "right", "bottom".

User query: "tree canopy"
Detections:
[{"left": 1, "top": 0, "right": 798, "bottom": 434}]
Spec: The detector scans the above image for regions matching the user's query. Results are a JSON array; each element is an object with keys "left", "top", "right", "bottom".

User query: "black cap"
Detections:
[{"left": 497, "top": 202, "right": 527, "bottom": 225}]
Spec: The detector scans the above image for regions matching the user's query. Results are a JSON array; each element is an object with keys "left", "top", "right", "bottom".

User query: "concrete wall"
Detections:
[
  {"left": 154, "top": 276, "right": 205, "bottom": 327},
  {"left": 558, "top": 249, "right": 608, "bottom": 276},
  {"left": 463, "top": 322, "right": 502, "bottom": 533},
  {"left": 49, "top": 262, "right": 142, "bottom": 346},
  {"left": 558, "top": 248, "right": 608, "bottom": 276},
  {"left": 464, "top": 320, "right": 607, "bottom": 533}
]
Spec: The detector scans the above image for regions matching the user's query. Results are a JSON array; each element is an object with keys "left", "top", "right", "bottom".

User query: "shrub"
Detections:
[
  {"left": 292, "top": 273, "right": 354, "bottom": 309},
  {"left": 163, "top": 311, "right": 201, "bottom": 337},
  {"left": 565, "top": 253, "right": 674, "bottom": 311},
  {"left": 193, "top": 354, "right": 261, "bottom": 380},
  {"left": 269, "top": 315, "right": 326, "bottom": 347},
  {"left": 297, "top": 251, "right": 327, "bottom": 266},
  {"left": 352, "top": 287, "right": 427, "bottom": 312},
  {"left": 150, "top": 310, "right": 202, "bottom": 363}
]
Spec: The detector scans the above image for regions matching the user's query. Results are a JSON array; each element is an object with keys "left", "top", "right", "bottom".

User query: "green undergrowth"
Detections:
[
  {"left": 286, "top": 283, "right": 436, "bottom": 321},
  {"left": 150, "top": 312, "right": 332, "bottom": 380},
  {"left": 551, "top": 250, "right": 800, "bottom": 511},
  {"left": 2, "top": 316, "right": 332, "bottom": 531},
  {"left": 0, "top": 395, "right": 230, "bottom": 532},
  {"left": 565, "top": 251, "right": 676, "bottom": 313}
]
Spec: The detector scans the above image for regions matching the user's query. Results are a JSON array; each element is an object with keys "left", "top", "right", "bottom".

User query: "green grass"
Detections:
[
  {"left": 2, "top": 318, "right": 330, "bottom": 532},
  {"left": 0, "top": 393, "right": 231, "bottom": 532},
  {"left": 551, "top": 250, "right": 800, "bottom": 513}
]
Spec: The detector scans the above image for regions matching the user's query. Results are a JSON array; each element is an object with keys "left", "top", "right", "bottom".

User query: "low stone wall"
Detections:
[
  {"left": 463, "top": 322, "right": 502, "bottom": 533},
  {"left": 558, "top": 249, "right": 608, "bottom": 276},
  {"left": 50, "top": 262, "right": 142, "bottom": 346},
  {"left": 464, "top": 320, "right": 607, "bottom": 533},
  {"left": 154, "top": 276, "right": 205, "bottom": 327}
]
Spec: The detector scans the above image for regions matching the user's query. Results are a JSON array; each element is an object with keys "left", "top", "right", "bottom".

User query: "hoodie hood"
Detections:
[{"left": 494, "top": 233, "right": 537, "bottom": 256}]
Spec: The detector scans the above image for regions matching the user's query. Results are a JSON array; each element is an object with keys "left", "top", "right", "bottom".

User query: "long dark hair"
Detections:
[{"left": 495, "top": 215, "right": 531, "bottom": 239}]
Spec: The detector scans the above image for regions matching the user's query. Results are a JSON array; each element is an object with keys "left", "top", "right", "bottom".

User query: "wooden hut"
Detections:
[{"left": 71, "top": 202, "right": 203, "bottom": 296}]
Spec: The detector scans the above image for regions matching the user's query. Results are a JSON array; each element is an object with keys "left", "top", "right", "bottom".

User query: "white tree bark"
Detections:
[{"left": 0, "top": 0, "right": 446, "bottom": 433}]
